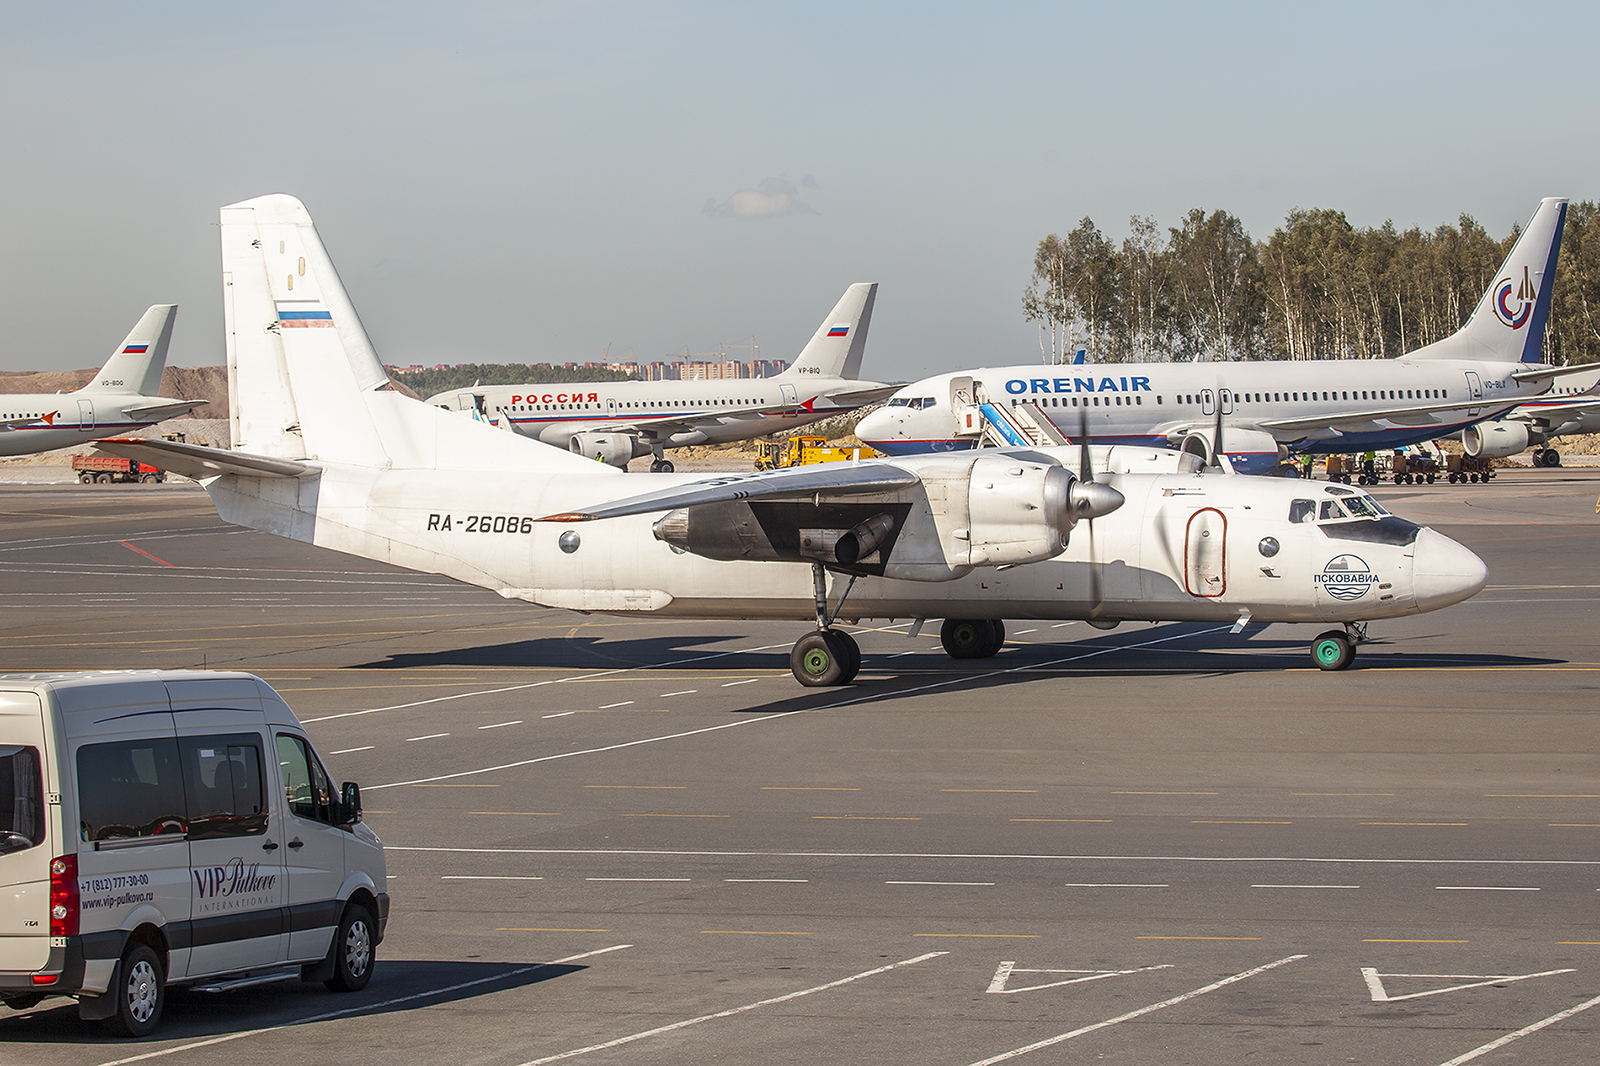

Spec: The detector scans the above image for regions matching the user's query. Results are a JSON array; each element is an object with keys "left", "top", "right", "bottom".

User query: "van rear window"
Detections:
[
  {"left": 77, "top": 739, "right": 188, "bottom": 842},
  {"left": 1, "top": 745, "right": 44, "bottom": 855}
]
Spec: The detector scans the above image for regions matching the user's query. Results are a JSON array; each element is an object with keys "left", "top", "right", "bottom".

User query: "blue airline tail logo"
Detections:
[{"left": 1493, "top": 265, "right": 1536, "bottom": 330}]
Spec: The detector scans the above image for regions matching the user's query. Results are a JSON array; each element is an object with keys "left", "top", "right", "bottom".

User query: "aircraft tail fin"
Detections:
[
  {"left": 1411, "top": 197, "right": 1568, "bottom": 364},
  {"left": 785, "top": 282, "right": 877, "bottom": 380},
  {"left": 219, "top": 194, "right": 601, "bottom": 474},
  {"left": 78, "top": 305, "right": 176, "bottom": 396}
]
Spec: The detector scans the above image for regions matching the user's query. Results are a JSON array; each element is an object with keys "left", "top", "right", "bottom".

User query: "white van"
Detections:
[{"left": 0, "top": 671, "right": 387, "bottom": 1036}]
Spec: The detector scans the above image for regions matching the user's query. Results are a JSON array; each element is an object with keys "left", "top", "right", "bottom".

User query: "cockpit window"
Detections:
[
  {"left": 887, "top": 397, "right": 911, "bottom": 407},
  {"left": 1343, "top": 495, "right": 1384, "bottom": 518},
  {"left": 1289, "top": 499, "right": 1316, "bottom": 523},
  {"left": 1319, "top": 499, "right": 1347, "bottom": 521}
]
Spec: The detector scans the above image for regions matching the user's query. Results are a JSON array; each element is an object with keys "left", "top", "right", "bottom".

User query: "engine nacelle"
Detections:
[
  {"left": 568, "top": 432, "right": 637, "bottom": 468},
  {"left": 961, "top": 457, "right": 1121, "bottom": 567},
  {"left": 1170, "top": 427, "right": 1286, "bottom": 475},
  {"left": 1463, "top": 420, "right": 1529, "bottom": 459}
]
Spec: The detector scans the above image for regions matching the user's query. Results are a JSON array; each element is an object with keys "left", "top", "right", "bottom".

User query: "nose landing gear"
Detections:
[{"left": 1311, "top": 621, "right": 1366, "bottom": 671}]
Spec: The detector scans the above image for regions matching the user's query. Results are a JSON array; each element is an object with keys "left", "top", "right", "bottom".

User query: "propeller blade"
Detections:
[
  {"left": 1077, "top": 408, "right": 1093, "bottom": 483},
  {"left": 1077, "top": 407, "right": 1107, "bottom": 615}
]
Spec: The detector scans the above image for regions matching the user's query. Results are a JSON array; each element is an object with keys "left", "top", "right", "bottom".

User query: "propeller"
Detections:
[{"left": 1072, "top": 408, "right": 1116, "bottom": 617}]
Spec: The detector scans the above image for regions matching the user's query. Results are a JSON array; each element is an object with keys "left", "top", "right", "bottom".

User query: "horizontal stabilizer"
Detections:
[
  {"left": 1509, "top": 360, "right": 1600, "bottom": 383},
  {"left": 540, "top": 460, "right": 920, "bottom": 522},
  {"left": 93, "top": 437, "right": 312, "bottom": 480},
  {"left": 120, "top": 398, "right": 209, "bottom": 421},
  {"left": 826, "top": 384, "right": 901, "bottom": 405}
]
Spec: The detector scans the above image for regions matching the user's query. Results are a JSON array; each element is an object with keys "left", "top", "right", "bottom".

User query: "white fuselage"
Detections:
[
  {"left": 0, "top": 392, "right": 166, "bottom": 457},
  {"left": 1509, "top": 369, "right": 1600, "bottom": 437},
  {"left": 859, "top": 357, "right": 1550, "bottom": 473},
  {"left": 427, "top": 373, "right": 865, "bottom": 452}
]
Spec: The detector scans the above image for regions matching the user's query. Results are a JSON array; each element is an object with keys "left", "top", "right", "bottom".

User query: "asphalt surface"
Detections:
[{"left": 1, "top": 469, "right": 1597, "bottom": 1065}]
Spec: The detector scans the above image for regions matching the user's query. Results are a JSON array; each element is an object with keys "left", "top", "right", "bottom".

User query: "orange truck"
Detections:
[{"left": 71, "top": 455, "right": 166, "bottom": 484}]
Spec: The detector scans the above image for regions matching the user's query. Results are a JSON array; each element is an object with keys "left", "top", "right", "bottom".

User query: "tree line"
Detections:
[{"left": 1024, "top": 201, "right": 1599, "bottom": 365}]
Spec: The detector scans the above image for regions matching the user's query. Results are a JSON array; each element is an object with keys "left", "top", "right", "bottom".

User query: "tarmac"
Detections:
[{"left": 1, "top": 468, "right": 1597, "bottom": 1064}]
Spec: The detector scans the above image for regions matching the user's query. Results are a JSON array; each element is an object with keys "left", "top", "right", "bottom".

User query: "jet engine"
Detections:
[
  {"left": 1463, "top": 420, "right": 1529, "bottom": 459},
  {"left": 568, "top": 432, "right": 637, "bottom": 468}
]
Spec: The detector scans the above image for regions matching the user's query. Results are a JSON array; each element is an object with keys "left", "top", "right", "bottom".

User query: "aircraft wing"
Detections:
[
  {"left": 583, "top": 393, "right": 837, "bottom": 439},
  {"left": 119, "top": 398, "right": 209, "bottom": 421},
  {"left": 539, "top": 460, "right": 922, "bottom": 522},
  {"left": 824, "top": 383, "right": 901, "bottom": 405},
  {"left": 93, "top": 436, "right": 312, "bottom": 480},
  {"left": 1510, "top": 360, "right": 1600, "bottom": 384},
  {"left": 1255, "top": 397, "right": 1523, "bottom": 435}
]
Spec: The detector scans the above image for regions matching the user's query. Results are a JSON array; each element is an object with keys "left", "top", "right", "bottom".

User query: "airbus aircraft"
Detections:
[
  {"left": 0, "top": 305, "right": 205, "bottom": 456},
  {"left": 858, "top": 198, "right": 1589, "bottom": 474},
  {"left": 98, "top": 194, "right": 1488, "bottom": 686},
  {"left": 1470, "top": 368, "right": 1600, "bottom": 466},
  {"left": 424, "top": 284, "right": 894, "bottom": 472}
]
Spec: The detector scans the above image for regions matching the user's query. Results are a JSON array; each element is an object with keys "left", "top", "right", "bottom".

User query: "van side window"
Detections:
[
  {"left": 179, "top": 735, "right": 267, "bottom": 839},
  {"left": 76, "top": 739, "right": 188, "bottom": 842},
  {"left": 275, "top": 734, "right": 335, "bottom": 825},
  {"left": 1, "top": 745, "right": 45, "bottom": 854}
]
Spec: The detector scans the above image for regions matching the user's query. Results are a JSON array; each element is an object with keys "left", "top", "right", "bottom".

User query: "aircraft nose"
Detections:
[
  {"left": 856, "top": 407, "right": 897, "bottom": 443},
  {"left": 1411, "top": 527, "right": 1487, "bottom": 612}
]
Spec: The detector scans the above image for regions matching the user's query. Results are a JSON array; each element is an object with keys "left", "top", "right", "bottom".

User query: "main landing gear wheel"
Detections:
[
  {"left": 1543, "top": 448, "right": 1562, "bottom": 467},
  {"left": 1311, "top": 629, "right": 1355, "bottom": 671},
  {"left": 649, "top": 458, "right": 675, "bottom": 473},
  {"left": 791, "top": 629, "right": 859, "bottom": 686},
  {"left": 940, "top": 618, "right": 1004, "bottom": 659}
]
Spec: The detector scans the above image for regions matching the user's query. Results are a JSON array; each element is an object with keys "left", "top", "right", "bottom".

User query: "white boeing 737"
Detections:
[
  {"left": 425, "top": 284, "right": 893, "bottom": 472},
  {"left": 1473, "top": 368, "right": 1600, "bottom": 466},
  {"left": 98, "top": 195, "right": 1488, "bottom": 685},
  {"left": 858, "top": 198, "right": 1589, "bottom": 473},
  {"left": 1, "top": 305, "right": 205, "bottom": 456}
]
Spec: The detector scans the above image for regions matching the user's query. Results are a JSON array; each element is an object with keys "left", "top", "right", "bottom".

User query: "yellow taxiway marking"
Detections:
[
  {"left": 914, "top": 933, "right": 1039, "bottom": 938},
  {"left": 499, "top": 928, "right": 612, "bottom": 933},
  {"left": 1486, "top": 794, "right": 1600, "bottom": 798},
  {"left": 1114, "top": 791, "right": 1219, "bottom": 795},
  {"left": 813, "top": 815, "right": 921, "bottom": 821},
  {"left": 1294, "top": 793, "right": 1395, "bottom": 797},
  {"left": 1138, "top": 936, "right": 1260, "bottom": 941},
  {"left": 1193, "top": 820, "right": 1292, "bottom": 825},
  {"left": 700, "top": 930, "right": 810, "bottom": 936},
  {"left": 1361, "top": 822, "right": 1467, "bottom": 826},
  {"left": 761, "top": 786, "right": 861, "bottom": 791},
  {"left": 584, "top": 784, "right": 686, "bottom": 789},
  {"left": 1550, "top": 823, "right": 1600, "bottom": 827},
  {"left": 1011, "top": 818, "right": 1113, "bottom": 823},
  {"left": 1363, "top": 939, "right": 1469, "bottom": 943},
  {"left": 1559, "top": 941, "right": 1600, "bottom": 945},
  {"left": 941, "top": 789, "right": 1038, "bottom": 793}
]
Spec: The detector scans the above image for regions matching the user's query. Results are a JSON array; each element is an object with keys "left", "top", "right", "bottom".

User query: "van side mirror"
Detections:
[{"left": 340, "top": 781, "right": 362, "bottom": 824}]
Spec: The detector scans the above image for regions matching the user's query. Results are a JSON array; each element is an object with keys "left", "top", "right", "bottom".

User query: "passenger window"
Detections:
[
  {"left": 0, "top": 745, "right": 44, "bottom": 854},
  {"left": 1289, "top": 499, "right": 1316, "bottom": 523},
  {"left": 76, "top": 739, "right": 188, "bottom": 842},
  {"left": 180, "top": 735, "right": 267, "bottom": 839},
  {"left": 1319, "top": 499, "right": 1347, "bottom": 520},
  {"left": 275, "top": 734, "right": 336, "bottom": 825}
]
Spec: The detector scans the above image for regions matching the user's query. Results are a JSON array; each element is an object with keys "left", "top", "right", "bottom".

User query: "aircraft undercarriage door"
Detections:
[
  {"left": 1184, "top": 507, "right": 1227, "bottom": 598},
  {"left": 77, "top": 399, "right": 94, "bottom": 430},
  {"left": 1463, "top": 371, "right": 1483, "bottom": 418}
]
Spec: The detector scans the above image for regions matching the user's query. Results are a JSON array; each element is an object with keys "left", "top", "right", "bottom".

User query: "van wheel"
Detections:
[
  {"left": 107, "top": 943, "right": 164, "bottom": 1038},
  {"left": 325, "top": 903, "right": 376, "bottom": 992}
]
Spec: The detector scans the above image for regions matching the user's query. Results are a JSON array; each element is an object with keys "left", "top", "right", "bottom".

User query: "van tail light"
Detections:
[{"left": 49, "top": 854, "right": 79, "bottom": 938}]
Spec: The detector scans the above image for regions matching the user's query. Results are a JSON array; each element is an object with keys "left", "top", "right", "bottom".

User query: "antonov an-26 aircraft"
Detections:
[
  {"left": 858, "top": 198, "right": 1587, "bottom": 473},
  {"left": 98, "top": 195, "right": 1489, "bottom": 686},
  {"left": 425, "top": 283, "right": 894, "bottom": 472},
  {"left": 1, "top": 305, "right": 205, "bottom": 456}
]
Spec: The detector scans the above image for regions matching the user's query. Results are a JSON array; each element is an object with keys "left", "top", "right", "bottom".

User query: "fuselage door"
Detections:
[
  {"left": 1184, "top": 507, "right": 1227, "bottom": 598},
  {"left": 1463, "top": 371, "right": 1483, "bottom": 417},
  {"left": 779, "top": 383, "right": 798, "bottom": 407},
  {"left": 77, "top": 399, "right": 94, "bottom": 431},
  {"left": 1219, "top": 387, "right": 1234, "bottom": 415},
  {"left": 1200, "top": 389, "right": 1216, "bottom": 416}
]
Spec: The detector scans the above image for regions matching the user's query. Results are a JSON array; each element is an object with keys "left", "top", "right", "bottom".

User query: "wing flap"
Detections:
[{"left": 92, "top": 437, "right": 313, "bottom": 480}]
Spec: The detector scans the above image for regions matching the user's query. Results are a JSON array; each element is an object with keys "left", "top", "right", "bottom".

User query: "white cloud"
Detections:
[{"left": 702, "top": 177, "right": 816, "bottom": 219}]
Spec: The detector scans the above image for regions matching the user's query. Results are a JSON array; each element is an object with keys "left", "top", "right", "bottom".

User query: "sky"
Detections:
[{"left": 2, "top": 1, "right": 1596, "bottom": 383}]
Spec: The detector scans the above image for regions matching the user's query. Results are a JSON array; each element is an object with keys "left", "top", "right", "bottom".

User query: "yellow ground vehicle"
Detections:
[{"left": 754, "top": 435, "right": 877, "bottom": 470}]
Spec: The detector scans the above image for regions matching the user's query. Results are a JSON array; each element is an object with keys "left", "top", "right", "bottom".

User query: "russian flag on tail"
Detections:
[
  {"left": 826, "top": 323, "right": 849, "bottom": 338},
  {"left": 275, "top": 299, "right": 335, "bottom": 328},
  {"left": 122, "top": 344, "right": 149, "bottom": 354}
]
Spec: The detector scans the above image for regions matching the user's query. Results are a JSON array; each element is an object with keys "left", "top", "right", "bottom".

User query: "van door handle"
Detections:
[
  {"left": 288, "top": 839, "right": 305, "bottom": 849},
  {"left": 262, "top": 840, "right": 280, "bottom": 851}
]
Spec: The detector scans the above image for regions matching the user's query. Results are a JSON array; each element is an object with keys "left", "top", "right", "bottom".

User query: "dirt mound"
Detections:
[{"left": 0, "top": 365, "right": 230, "bottom": 419}]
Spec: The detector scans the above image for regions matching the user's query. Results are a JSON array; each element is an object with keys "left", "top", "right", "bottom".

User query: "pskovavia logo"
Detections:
[{"left": 1315, "top": 554, "right": 1377, "bottom": 600}]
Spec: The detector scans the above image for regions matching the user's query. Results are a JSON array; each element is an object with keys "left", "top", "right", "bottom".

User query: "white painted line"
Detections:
[
  {"left": 721, "top": 678, "right": 759, "bottom": 687},
  {"left": 542, "top": 712, "right": 576, "bottom": 719},
  {"left": 887, "top": 881, "right": 995, "bottom": 886},
  {"left": 515, "top": 951, "right": 946, "bottom": 1065},
  {"left": 90, "top": 944, "right": 633, "bottom": 1066},
  {"left": 888, "top": 650, "right": 917, "bottom": 657},
  {"left": 1051, "top": 622, "right": 1075, "bottom": 627},
  {"left": 724, "top": 878, "right": 808, "bottom": 883},
  {"left": 1064, "top": 883, "right": 1167, "bottom": 888},
  {"left": 585, "top": 877, "right": 690, "bottom": 882},
  {"left": 1363, "top": 967, "right": 1574, "bottom": 1003},
  {"left": 1435, "top": 990, "right": 1600, "bottom": 1065},
  {"left": 479, "top": 720, "right": 523, "bottom": 730},
  {"left": 600, "top": 701, "right": 635, "bottom": 709},
  {"left": 660, "top": 690, "right": 697, "bottom": 697},
  {"left": 988, "top": 962, "right": 1173, "bottom": 994},
  {"left": 964, "top": 954, "right": 1307, "bottom": 1065},
  {"left": 406, "top": 733, "right": 450, "bottom": 742},
  {"left": 1435, "top": 885, "right": 1540, "bottom": 891},
  {"left": 443, "top": 875, "right": 545, "bottom": 881},
  {"left": 1015, "top": 629, "right": 1037, "bottom": 635},
  {"left": 1253, "top": 884, "right": 1360, "bottom": 889},
  {"left": 330, "top": 746, "right": 375, "bottom": 755}
]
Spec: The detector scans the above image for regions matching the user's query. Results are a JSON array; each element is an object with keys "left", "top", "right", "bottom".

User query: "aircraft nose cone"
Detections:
[
  {"left": 1412, "top": 527, "right": 1488, "bottom": 612},
  {"left": 856, "top": 407, "right": 897, "bottom": 443}
]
